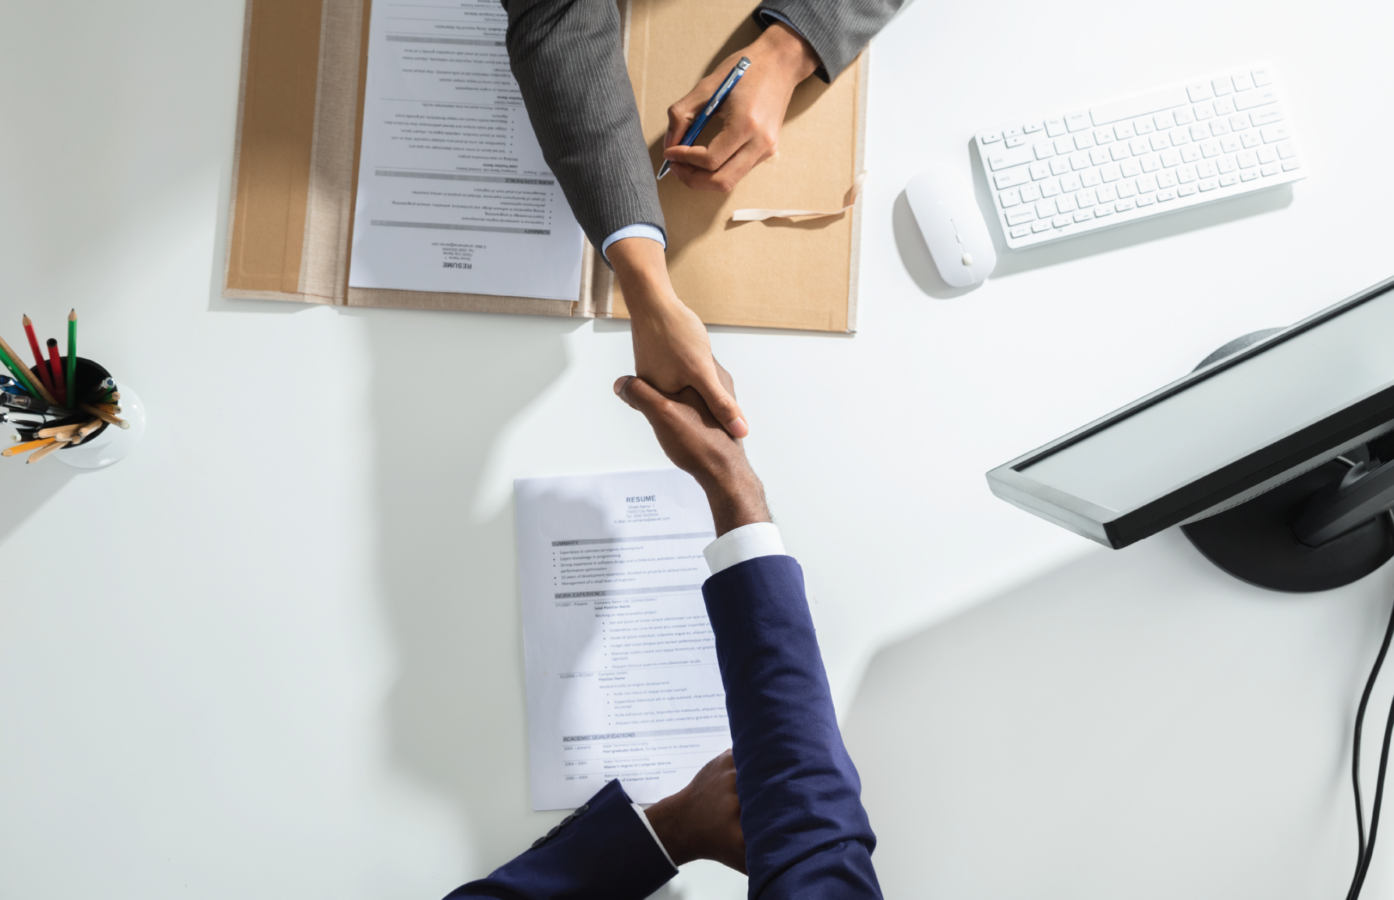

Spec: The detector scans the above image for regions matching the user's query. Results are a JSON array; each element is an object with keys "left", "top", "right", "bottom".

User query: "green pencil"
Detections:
[
  {"left": 0, "top": 337, "right": 42, "bottom": 399},
  {"left": 65, "top": 310, "right": 77, "bottom": 405}
]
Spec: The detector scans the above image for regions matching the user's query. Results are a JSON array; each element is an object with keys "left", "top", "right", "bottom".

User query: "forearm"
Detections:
[
  {"left": 754, "top": 0, "right": 904, "bottom": 82},
  {"left": 503, "top": 0, "right": 664, "bottom": 248}
]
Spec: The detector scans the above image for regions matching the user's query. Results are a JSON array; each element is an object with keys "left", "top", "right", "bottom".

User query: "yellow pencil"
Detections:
[{"left": 3, "top": 437, "right": 55, "bottom": 457}]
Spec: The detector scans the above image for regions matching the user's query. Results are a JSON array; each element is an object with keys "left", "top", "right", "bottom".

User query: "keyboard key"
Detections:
[
  {"left": 1075, "top": 132, "right": 1096, "bottom": 150},
  {"left": 1261, "top": 163, "right": 1280, "bottom": 176},
  {"left": 1090, "top": 147, "right": 1110, "bottom": 165},
  {"left": 1252, "top": 67, "right": 1274, "bottom": 87},
  {"left": 1136, "top": 174, "right": 1158, "bottom": 192},
  {"left": 1219, "top": 173, "right": 1239, "bottom": 187},
  {"left": 1282, "top": 158, "right": 1301, "bottom": 171},
  {"left": 1052, "top": 214, "right": 1071, "bottom": 227},
  {"left": 1000, "top": 188, "right": 1022, "bottom": 207},
  {"left": 1217, "top": 154, "right": 1237, "bottom": 174},
  {"left": 1041, "top": 177, "right": 1062, "bottom": 196},
  {"left": 1181, "top": 145, "right": 1202, "bottom": 163},
  {"left": 995, "top": 169, "right": 1031, "bottom": 189},
  {"left": 1154, "top": 111, "right": 1175, "bottom": 130},
  {"left": 1081, "top": 169, "right": 1102, "bottom": 187},
  {"left": 1110, "top": 143, "right": 1130, "bottom": 161},
  {"left": 1210, "top": 119, "right": 1231, "bottom": 137},
  {"left": 1020, "top": 183, "right": 1042, "bottom": 202},
  {"left": 1007, "top": 208, "right": 1036, "bottom": 225},
  {"left": 1096, "top": 184, "right": 1118, "bottom": 203},
  {"left": 1177, "top": 164, "right": 1197, "bottom": 183},
  {"left": 1031, "top": 220, "right": 1051, "bottom": 233},
  {"left": 1171, "top": 129, "right": 1191, "bottom": 146},
  {"left": 1198, "top": 178, "right": 1217, "bottom": 191},
  {"left": 1220, "top": 134, "right": 1241, "bottom": 152},
  {"left": 1101, "top": 163, "right": 1121, "bottom": 182},
  {"left": 1250, "top": 107, "right": 1283, "bottom": 127},
  {"left": 1196, "top": 159, "right": 1217, "bottom": 178},
  {"left": 1240, "top": 169, "right": 1258, "bottom": 181},
  {"left": 1190, "top": 123, "right": 1209, "bottom": 141},
  {"left": 1276, "top": 140, "right": 1296, "bottom": 160},
  {"left": 1046, "top": 117, "right": 1067, "bottom": 137},
  {"left": 981, "top": 130, "right": 1002, "bottom": 144},
  {"left": 1050, "top": 157, "right": 1070, "bottom": 175},
  {"left": 1091, "top": 85, "right": 1189, "bottom": 126},
  {"left": 1034, "top": 141, "right": 1055, "bottom": 159},
  {"left": 1211, "top": 77, "right": 1234, "bottom": 97},
  {"left": 1010, "top": 225, "right": 1031, "bottom": 238},
  {"left": 1261, "top": 124, "right": 1290, "bottom": 143},
  {"left": 1160, "top": 148, "right": 1181, "bottom": 167},
  {"left": 1194, "top": 104, "right": 1214, "bottom": 121},
  {"left": 1230, "top": 114, "right": 1250, "bottom": 131},
  {"left": 1006, "top": 134, "right": 1027, "bottom": 147},
  {"left": 1241, "top": 131, "right": 1260, "bottom": 149},
  {"left": 1071, "top": 152, "right": 1091, "bottom": 171},
  {"left": 1117, "top": 179, "right": 1137, "bottom": 197},
  {"left": 1257, "top": 145, "right": 1278, "bottom": 164},
  {"left": 1094, "top": 127, "right": 1115, "bottom": 144},
  {"left": 1234, "top": 88, "right": 1278, "bottom": 110},
  {"left": 1150, "top": 133, "right": 1170, "bottom": 151},
  {"left": 1056, "top": 194, "right": 1078, "bottom": 212},
  {"left": 1187, "top": 82, "right": 1213, "bottom": 102},
  {"left": 1130, "top": 137, "right": 1150, "bottom": 155},
  {"left": 1073, "top": 210, "right": 1094, "bottom": 223},
  {"left": 1213, "top": 97, "right": 1235, "bottom": 116},
  {"left": 1036, "top": 199, "right": 1057, "bottom": 217},
  {"left": 1094, "top": 204, "right": 1115, "bottom": 217},
  {"left": 1114, "top": 122, "right": 1136, "bottom": 140},
  {"left": 1004, "top": 126, "right": 1021, "bottom": 139},
  {"left": 1133, "top": 117, "right": 1155, "bottom": 135},
  {"left": 1232, "top": 72, "right": 1254, "bottom": 92},
  {"left": 1156, "top": 170, "right": 1178, "bottom": 188},
  {"left": 1120, "top": 159, "right": 1142, "bottom": 177},
  {"left": 1137, "top": 193, "right": 1156, "bottom": 206},
  {"left": 1023, "top": 121, "right": 1044, "bottom": 133},
  {"left": 1066, "top": 112, "right": 1091, "bottom": 132},
  {"left": 1116, "top": 199, "right": 1136, "bottom": 212},
  {"left": 1178, "top": 183, "right": 1198, "bottom": 196},
  {"left": 1200, "top": 139, "right": 1221, "bottom": 158},
  {"left": 1237, "top": 149, "right": 1257, "bottom": 168},
  {"left": 1157, "top": 188, "right": 1177, "bottom": 202},
  {"left": 1173, "top": 107, "right": 1195, "bottom": 126},
  {"left": 1141, "top": 155, "right": 1161, "bottom": 172},
  {"left": 1029, "top": 161, "right": 1050, "bottom": 179},
  {"left": 988, "top": 146, "right": 1034, "bottom": 170},
  {"left": 1076, "top": 188, "right": 1096, "bottom": 207},
  {"left": 1054, "top": 136, "right": 1075, "bottom": 155},
  {"left": 1060, "top": 172, "right": 1082, "bottom": 191}
]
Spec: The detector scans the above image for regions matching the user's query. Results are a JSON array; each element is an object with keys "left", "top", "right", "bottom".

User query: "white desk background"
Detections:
[{"left": 2, "top": 1, "right": 1392, "bottom": 897}]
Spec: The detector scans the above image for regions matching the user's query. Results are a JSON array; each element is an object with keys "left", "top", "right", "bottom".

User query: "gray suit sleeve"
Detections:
[
  {"left": 502, "top": 0, "right": 665, "bottom": 250},
  {"left": 754, "top": 0, "right": 904, "bottom": 83}
]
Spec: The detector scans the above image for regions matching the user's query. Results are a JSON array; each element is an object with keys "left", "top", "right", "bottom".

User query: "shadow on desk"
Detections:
[
  {"left": 844, "top": 527, "right": 1389, "bottom": 899},
  {"left": 0, "top": 461, "right": 76, "bottom": 545}
]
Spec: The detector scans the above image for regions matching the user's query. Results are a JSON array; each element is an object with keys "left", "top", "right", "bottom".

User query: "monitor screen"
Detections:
[{"left": 989, "top": 276, "right": 1394, "bottom": 548}]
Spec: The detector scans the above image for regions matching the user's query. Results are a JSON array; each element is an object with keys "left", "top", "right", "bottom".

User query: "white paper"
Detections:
[
  {"left": 349, "top": 0, "right": 585, "bottom": 301},
  {"left": 515, "top": 470, "right": 731, "bottom": 811}
]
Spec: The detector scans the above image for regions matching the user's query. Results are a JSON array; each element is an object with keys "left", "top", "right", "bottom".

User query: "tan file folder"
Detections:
[{"left": 224, "top": 0, "right": 866, "bottom": 332}]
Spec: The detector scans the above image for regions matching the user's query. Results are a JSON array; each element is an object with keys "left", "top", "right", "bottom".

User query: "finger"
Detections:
[
  {"left": 663, "top": 122, "right": 749, "bottom": 174},
  {"left": 694, "top": 374, "right": 748, "bottom": 438},
  {"left": 665, "top": 83, "right": 713, "bottom": 149},
  {"left": 712, "top": 359, "right": 736, "bottom": 398},
  {"left": 672, "top": 140, "right": 767, "bottom": 194}
]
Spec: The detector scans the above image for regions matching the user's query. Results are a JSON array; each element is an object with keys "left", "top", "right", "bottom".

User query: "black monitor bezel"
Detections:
[{"left": 987, "top": 274, "right": 1394, "bottom": 549}]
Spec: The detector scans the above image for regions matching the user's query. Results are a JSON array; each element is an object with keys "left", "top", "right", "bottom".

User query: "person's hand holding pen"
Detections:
[
  {"left": 607, "top": 237, "right": 749, "bottom": 438},
  {"left": 661, "top": 22, "right": 820, "bottom": 193}
]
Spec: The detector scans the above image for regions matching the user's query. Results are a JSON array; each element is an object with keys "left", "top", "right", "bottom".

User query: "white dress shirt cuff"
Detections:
[
  {"left": 703, "top": 522, "right": 786, "bottom": 576},
  {"left": 602, "top": 224, "right": 667, "bottom": 261},
  {"left": 631, "top": 803, "right": 679, "bottom": 871}
]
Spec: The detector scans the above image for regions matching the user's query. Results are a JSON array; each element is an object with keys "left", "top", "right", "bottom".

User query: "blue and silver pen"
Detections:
[{"left": 657, "top": 57, "right": 751, "bottom": 180}]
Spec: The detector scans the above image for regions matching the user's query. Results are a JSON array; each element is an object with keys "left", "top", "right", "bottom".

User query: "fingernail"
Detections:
[
  {"left": 728, "top": 417, "right": 748, "bottom": 436},
  {"left": 613, "top": 376, "right": 630, "bottom": 396}
]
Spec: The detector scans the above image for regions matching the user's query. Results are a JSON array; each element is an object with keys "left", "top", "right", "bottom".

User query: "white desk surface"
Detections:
[{"left": 3, "top": 1, "right": 1394, "bottom": 897}]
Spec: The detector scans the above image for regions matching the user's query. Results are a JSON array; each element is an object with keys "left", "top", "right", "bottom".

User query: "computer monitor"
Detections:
[{"left": 988, "top": 274, "right": 1394, "bottom": 592}]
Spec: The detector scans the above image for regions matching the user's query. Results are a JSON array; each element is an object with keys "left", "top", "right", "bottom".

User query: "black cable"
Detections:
[{"left": 1346, "top": 585, "right": 1394, "bottom": 900}]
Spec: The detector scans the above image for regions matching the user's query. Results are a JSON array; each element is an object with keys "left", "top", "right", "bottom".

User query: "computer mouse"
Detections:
[{"left": 905, "top": 166, "right": 996, "bottom": 288}]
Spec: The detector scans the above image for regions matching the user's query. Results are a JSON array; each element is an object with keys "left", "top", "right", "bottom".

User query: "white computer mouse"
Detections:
[{"left": 905, "top": 166, "right": 996, "bottom": 288}]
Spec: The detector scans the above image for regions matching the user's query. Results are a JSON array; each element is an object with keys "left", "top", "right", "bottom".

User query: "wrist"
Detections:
[
  {"left": 608, "top": 236, "right": 679, "bottom": 319},
  {"left": 756, "top": 21, "right": 819, "bottom": 83},
  {"left": 645, "top": 791, "right": 694, "bottom": 866},
  {"left": 703, "top": 470, "right": 771, "bottom": 537}
]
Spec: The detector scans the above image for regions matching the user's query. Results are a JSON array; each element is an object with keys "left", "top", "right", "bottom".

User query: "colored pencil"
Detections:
[
  {"left": 45, "top": 339, "right": 66, "bottom": 406},
  {"left": 65, "top": 310, "right": 77, "bottom": 407},
  {"left": 22, "top": 315, "right": 55, "bottom": 395},
  {"left": 3, "top": 437, "right": 54, "bottom": 457},
  {"left": 0, "top": 334, "right": 46, "bottom": 402},
  {"left": 27, "top": 440, "right": 66, "bottom": 464}
]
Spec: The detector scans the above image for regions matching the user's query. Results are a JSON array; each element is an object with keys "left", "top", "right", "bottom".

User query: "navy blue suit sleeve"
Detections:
[
  {"left": 442, "top": 779, "right": 676, "bottom": 900},
  {"left": 703, "top": 555, "right": 882, "bottom": 899}
]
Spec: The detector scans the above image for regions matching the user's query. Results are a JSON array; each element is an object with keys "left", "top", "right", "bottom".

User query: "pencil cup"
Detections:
[{"left": 25, "top": 357, "right": 147, "bottom": 469}]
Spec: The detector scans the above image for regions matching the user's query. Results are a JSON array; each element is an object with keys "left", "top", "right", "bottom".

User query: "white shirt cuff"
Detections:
[
  {"left": 631, "top": 803, "right": 679, "bottom": 871},
  {"left": 703, "top": 522, "right": 785, "bottom": 576},
  {"left": 602, "top": 224, "right": 667, "bottom": 261}
]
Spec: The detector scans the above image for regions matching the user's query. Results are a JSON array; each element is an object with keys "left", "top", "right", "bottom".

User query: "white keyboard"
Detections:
[{"left": 975, "top": 64, "right": 1304, "bottom": 249}]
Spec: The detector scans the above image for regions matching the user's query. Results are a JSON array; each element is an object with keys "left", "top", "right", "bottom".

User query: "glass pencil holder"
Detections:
[{"left": 18, "top": 357, "right": 147, "bottom": 469}]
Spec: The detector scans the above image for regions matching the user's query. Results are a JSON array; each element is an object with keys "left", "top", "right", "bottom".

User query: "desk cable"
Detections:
[{"left": 1345, "top": 576, "right": 1394, "bottom": 900}]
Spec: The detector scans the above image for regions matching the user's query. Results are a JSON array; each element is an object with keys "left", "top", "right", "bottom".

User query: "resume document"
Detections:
[
  {"left": 349, "top": 1, "right": 585, "bottom": 300},
  {"left": 515, "top": 470, "right": 732, "bottom": 811}
]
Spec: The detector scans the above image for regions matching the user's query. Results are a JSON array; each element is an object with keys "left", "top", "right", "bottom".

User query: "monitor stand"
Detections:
[{"left": 1180, "top": 330, "right": 1394, "bottom": 592}]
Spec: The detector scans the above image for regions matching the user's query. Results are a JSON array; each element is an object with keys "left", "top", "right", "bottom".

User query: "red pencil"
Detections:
[
  {"left": 21, "top": 315, "right": 54, "bottom": 394},
  {"left": 45, "top": 338, "right": 66, "bottom": 406}
]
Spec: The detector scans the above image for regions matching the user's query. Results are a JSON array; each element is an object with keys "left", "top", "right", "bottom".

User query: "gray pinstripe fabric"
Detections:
[{"left": 502, "top": 0, "right": 900, "bottom": 251}]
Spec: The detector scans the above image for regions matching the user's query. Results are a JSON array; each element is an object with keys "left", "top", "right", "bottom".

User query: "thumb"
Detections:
[
  {"left": 695, "top": 375, "right": 748, "bottom": 439},
  {"left": 614, "top": 375, "right": 664, "bottom": 420}
]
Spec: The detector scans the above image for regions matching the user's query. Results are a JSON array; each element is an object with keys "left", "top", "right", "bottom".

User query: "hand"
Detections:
[
  {"left": 607, "top": 236, "right": 748, "bottom": 438},
  {"left": 644, "top": 750, "right": 746, "bottom": 873},
  {"left": 661, "top": 22, "right": 819, "bottom": 193},
  {"left": 613, "top": 374, "right": 769, "bottom": 537}
]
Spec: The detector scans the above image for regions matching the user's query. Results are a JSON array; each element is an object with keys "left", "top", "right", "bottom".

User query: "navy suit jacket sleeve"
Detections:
[
  {"left": 704, "top": 555, "right": 882, "bottom": 900},
  {"left": 442, "top": 779, "right": 676, "bottom": 900}
]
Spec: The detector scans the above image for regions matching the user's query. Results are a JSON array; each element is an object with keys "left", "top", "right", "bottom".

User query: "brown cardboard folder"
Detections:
[{"left": 225, "top": 0, "right": 866, "bottom": 332}]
